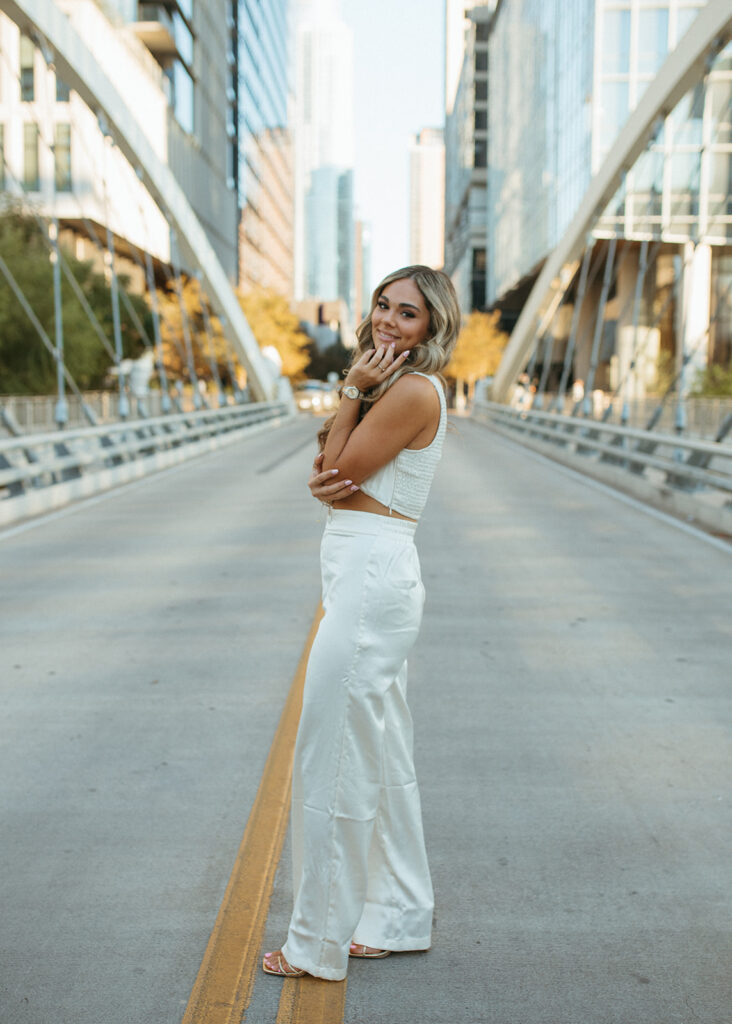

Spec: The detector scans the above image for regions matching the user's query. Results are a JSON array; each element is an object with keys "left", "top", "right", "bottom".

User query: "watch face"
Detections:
[{"left": 344, "top": 386, "right": 360, "bottom": 399}]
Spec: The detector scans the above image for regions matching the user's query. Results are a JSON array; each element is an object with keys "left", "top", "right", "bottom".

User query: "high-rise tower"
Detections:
[{"left": 293, "top": 0, "right": 355, "bottom": 320}]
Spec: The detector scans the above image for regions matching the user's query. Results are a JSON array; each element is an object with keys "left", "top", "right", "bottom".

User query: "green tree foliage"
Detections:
[
  {"left": 0, "top": 204, "right": 150, "bottom": 394},
  {"left": 446, "top": 310, "right": 508, "bottom": 397},
  {"left": 689, "top": 362, "right": 732, "bottom": 397},
  {"left": 238, "top": 288, "right": 311, "bottom": 381}
]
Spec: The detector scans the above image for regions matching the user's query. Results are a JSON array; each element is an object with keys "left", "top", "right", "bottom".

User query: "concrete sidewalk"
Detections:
[{"left": 1, "top": 416, "right": 730, "bottom": 1024}]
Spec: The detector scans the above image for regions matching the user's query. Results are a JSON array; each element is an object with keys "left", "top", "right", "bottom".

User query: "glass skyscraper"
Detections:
[
  {"left": 231, "top": 0, "right": 294, "bottom": 295},
  {"left": 293, "top": 0, "right": 356, "bottom": 323}
]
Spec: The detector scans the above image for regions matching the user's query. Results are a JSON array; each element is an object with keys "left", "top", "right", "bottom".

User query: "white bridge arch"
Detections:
[{"left": 491, "top": 0, "right": 732, "bottom": 404}]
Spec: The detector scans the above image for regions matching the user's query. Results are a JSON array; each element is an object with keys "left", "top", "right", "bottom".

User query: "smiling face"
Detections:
[{"left": 371, "top": 278, "right": 431, "bottom": 355}]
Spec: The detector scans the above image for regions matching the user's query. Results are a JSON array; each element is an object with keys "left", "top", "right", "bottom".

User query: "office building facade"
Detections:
[
  {"left": 444, "top": 1, "right": 493, "bottom": 314},
  {"left": 232, "top": 0, "right": 294, "bottom": 297},
  {"left": 1, "top": 0, "right": 239, "bottom": 281}
]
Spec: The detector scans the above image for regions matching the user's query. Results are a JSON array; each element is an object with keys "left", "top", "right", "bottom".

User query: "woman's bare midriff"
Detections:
[{"left": 333, "top": 489, "right": 417, "bottom": 522}]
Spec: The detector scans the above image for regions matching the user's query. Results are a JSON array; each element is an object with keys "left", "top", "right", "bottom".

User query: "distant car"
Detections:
[{"left": 295, "top": 380, "right": 338, "bottom": 413}]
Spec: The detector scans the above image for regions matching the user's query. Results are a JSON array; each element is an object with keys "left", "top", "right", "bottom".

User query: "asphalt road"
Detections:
[{"left": 1, "top": 415, "right": 730, "bottom": 1024}]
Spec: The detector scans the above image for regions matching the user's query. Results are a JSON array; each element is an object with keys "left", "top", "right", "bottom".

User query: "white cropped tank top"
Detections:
[{"left": 359, "top": 372, "right": 447, "bottom": 521}]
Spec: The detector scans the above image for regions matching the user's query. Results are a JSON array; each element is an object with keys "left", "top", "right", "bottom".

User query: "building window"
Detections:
[
  {"left": 166, "top": 61, "right": 195, "bottom": 134},
  {"left": 0, "top": 125, "right": 5, "bottom": 190},
  {"left": 56, "top": 76, "right": 70, "bottom": 102},
  {"left": 710, "top": 79, "right": 732, "bottom": 145},
  {"left": 23, "top": 123, "right": 39, "bottom": 190},
  {"left": 20, "top": 34, "right": 34, "bottom": 102},
  {"left": 601, "top": 9, "right": 630, "bottom": 75},
  {"left": 708, "top": 152, "right": 732, "bottom": 215},
  {"left": 474, "top": 138, "right": 487, "bottom": 168},
  {"left": 471, "top": 247, "right": 486, "bottom": 310},
  {"left": 475, "top": 110, "right": 487, "bottom": 132},
  {"left": 474, "top": 50, "right": 488, "bottom": 73},
  {"left": 54, "top": 123, "right": 71, "bottom": 191},
  {"left": 637, "top": 8, "right": 668, "bottom": 75},
  {"left": 173, "top": 12, "right": 194, "bottom": 67},
  {"left": 599, "top": 80, "right": 629, "bottom": 147},
  {"left": 475, "top": 80, "right": 488, "bottom": 102}
]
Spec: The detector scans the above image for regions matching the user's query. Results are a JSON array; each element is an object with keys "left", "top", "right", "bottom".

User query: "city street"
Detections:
[{"left": 1, "top": 416, "right": 730, "bottom": 1024}]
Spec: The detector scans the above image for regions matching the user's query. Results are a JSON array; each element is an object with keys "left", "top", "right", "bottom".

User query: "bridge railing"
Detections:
[
  {"left": 0, "top": 400, "right": 292, "bottom": 527},
  {"left": 472, "top": 398, "right": 732, "bottom": 535}
]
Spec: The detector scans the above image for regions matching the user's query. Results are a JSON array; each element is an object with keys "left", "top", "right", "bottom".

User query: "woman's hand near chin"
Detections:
[
  {"left": 308, "top": 452, "right": 359, "bottom": 505},
  {"left": 344, "top": 343, "right": 411, "bottom": 394}
]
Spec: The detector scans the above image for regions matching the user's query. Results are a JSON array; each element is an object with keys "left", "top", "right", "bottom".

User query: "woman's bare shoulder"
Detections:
[{"left": 385, "top": 372, "right": 441, "bottom": 404}]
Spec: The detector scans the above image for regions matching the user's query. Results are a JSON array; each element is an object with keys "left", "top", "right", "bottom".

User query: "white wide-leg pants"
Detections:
[{"left": 281, "top": 509, "right": 434, "bottom": 980}]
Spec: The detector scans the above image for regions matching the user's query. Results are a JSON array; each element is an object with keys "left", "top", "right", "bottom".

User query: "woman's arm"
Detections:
[
  {"left": 321, "top": 343, "right": 409, "bottom": 469},
  {"left": 322, "top": 370, "right": 440, "bottom": 484},
  {"left": 308, "top": 452, "right": 359, "bottom": 505}
]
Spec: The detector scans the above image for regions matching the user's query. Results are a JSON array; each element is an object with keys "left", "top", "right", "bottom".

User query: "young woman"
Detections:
[{"left": 263, "top": 265, "right": 461, "bottom": 981}]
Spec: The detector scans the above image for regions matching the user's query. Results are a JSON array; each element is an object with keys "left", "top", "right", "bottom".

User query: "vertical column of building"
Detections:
[{"left": 409, "top": 128, "right": 445, "bottom": 270}]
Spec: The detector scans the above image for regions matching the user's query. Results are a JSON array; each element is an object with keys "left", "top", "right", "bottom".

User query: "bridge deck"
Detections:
[{"left": 1, "top": 417, "right": 729, "bottom": 1024}]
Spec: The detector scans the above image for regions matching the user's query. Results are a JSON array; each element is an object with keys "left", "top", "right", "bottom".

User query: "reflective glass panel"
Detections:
[
  {"left": 54, "top": 123, "right": 72, "bottom": 192},
  {"left": 709, "top": 153, "right": 732, "bottom": 215},
  {"left": 671, "top": 84, "right": 704, "bottom": 147},
  {"left": 600, "top": 80, "right": 629, "bottom": 146},
  {"left": 710, "top": 79, "right": 732, "bottom": 145},
  {"left": 671, "top": 150, "right": 699, "bottom": 191},
  {"left": 173, "top": 12, "right": 194, "bottom": 67},
  {"left": 173, "top": 61, "right": 194, "bottom": 133},
  {"left": 20, "top": 35, "right": 34, "bottom": 102},
  {"left": 23, "top": 123, "right": 39, "bottom": 190},
  {"left": 637, "top": 9, "right": 668, "bottom": 75},
  {"left": 601, "top": 9, "right": 630, "bottom": 74}
]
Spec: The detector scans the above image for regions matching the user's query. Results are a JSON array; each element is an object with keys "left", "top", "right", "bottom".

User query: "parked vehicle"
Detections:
[{"left": 294, "top": 380, "right": 338, "bottom": 413}]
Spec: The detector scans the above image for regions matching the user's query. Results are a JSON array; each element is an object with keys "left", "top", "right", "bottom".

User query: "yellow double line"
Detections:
[{"left": 181, "top": 605, "right": 347, "bottom": 1024}]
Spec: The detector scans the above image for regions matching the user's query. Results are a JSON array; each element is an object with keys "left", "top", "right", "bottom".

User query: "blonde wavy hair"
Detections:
[{"left": 317, "top": 265, "right": 461, "bottom": 450}]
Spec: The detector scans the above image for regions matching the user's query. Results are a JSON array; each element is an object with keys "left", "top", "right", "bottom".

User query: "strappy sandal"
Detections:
[
  {"left": 349, "top": 943, "right": 391, "bottom": 959},
  {"left": 262, "top": 951, "right": 307, "bottom": 977}
]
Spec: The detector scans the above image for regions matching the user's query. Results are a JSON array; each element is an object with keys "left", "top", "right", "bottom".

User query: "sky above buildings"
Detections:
[{"left": 340, "top": 0, "right": 445, "bottom": 290}]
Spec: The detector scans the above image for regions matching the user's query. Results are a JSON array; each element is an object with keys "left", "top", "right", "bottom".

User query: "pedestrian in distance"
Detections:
[{"left": 262, "top": 265, "right": 461, "bottom": 981}]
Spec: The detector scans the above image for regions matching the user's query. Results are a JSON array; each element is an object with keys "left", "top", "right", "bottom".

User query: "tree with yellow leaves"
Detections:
[
  {"left": 238, "top": 288, "right": 311, "bottom": 381},
  {"left": 157, "top": 277, "right": 235, "bottom": 386},
  {"left": 446, "top": 310, "right": 508, "bottom": 401}
]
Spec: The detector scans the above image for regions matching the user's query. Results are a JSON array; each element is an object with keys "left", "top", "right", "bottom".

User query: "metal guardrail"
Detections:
[
  {"left": 0, "top": 401, "right": 291, "bottom": 525},
  {"left": 472, "top": 399, "right": 732, "bottom": 497}
]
